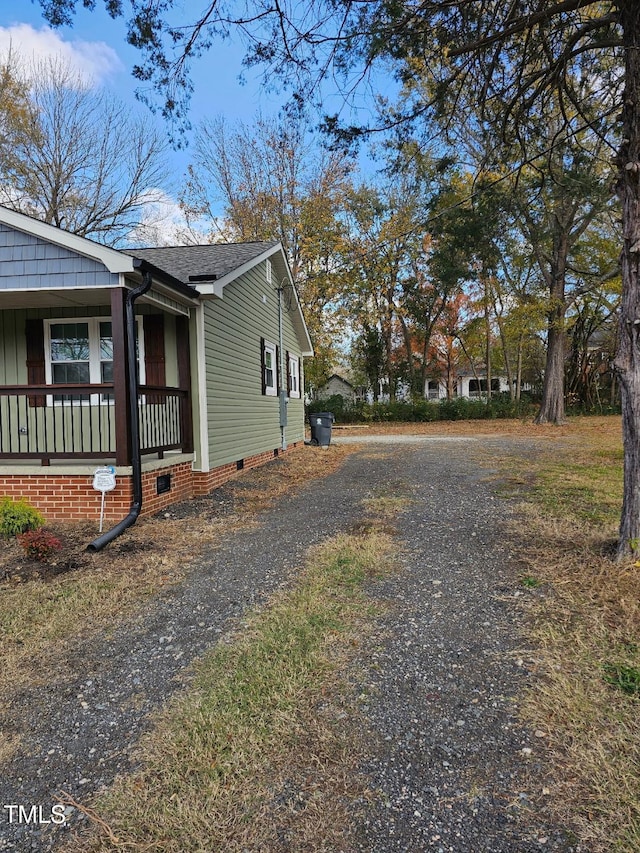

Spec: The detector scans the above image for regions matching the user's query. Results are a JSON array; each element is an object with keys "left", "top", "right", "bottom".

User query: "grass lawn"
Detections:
[
  {"left": 2, "top": 415, "right": 638, "bottom": 852},
  {"left": 476, "top": 415, "right": 640, "bottom": 852}
]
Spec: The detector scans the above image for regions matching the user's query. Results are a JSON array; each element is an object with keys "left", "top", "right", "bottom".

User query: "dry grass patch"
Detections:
[
  {"left": 0, "top": 513, "right": 227, "bottom": 704},
  {"left": 0, "top": 445, "right": 358, "bottom": 704},
  {"left": 61, "top": 530, "right": 396, "bottom": 853},
  {"left": 0, "top": 731, "right": 20, "bottom": 765},
  {"left": 336, "top": 413, "right": 621, "bottom": 441},
  {"left": 362, "top": 495, "right": 412, "bottom": 518},
  {"left": 485, "top": 415, "right": 640, "bottom": 851},
  {"left": 520, "top": 521, "right": 640, "bottom": 851},
  {"left": 225, "top": 443, "right": 356, "bottom": 513},
  {"left": 335, "top": 417, "right": 569, "bottom": 438}
]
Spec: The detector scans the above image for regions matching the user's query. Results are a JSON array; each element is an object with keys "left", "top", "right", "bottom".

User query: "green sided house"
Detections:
[{"left": 0, "top": 206, "right": 312, "bottom": 535}]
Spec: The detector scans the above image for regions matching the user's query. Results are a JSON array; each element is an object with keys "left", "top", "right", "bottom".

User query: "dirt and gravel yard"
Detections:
[{"left": 0, "top": 425, "right": 615, "bottom": 851}]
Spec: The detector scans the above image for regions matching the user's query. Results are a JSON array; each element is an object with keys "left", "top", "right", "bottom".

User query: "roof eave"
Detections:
[{"left": 196, "top": 242, "right": 281, "bottom": 295}]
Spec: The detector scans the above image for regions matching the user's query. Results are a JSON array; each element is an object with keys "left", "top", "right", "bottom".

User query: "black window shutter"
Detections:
[
  {"left": 260, "top": 337, "right": 266, "bottom": 395},
  {"left": 275, "top": 345, "right": 280, "bottom": 394},
  {"left": 143, "top": 315, "right": 165, "bottom": 403},
  {"left": 25, "top": 319, "right": 46, "bottom": 408},
  {"left": 286, "top": 350, "right": 291, "bottom": 395}
]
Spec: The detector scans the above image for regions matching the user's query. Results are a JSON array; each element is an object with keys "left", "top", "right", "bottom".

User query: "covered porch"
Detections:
[
  {"left": 0, "top": 382, "right": 192, "bottom": 465},
  {"left": 0, "top": 281, "right": 198, "bottom": 522},
  {"left": 0, "top": 288, "right": 194, "bottom": 466}
]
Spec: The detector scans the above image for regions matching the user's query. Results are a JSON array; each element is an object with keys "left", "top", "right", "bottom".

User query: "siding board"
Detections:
[
  {"left": 202, "top": 259, "right": 305, "bottom": 469},
  {"left": 0, "top": 306, "right": 179, "bottom": 386},
  {"left": 0, "top": 224, "right": 117, "bottom": 291}
]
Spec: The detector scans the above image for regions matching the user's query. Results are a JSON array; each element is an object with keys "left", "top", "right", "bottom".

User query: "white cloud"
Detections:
[
  {"left": 127, "top": 190, "right": 199, "bottom": 247},
  {"left": 0, "top": 23, "right": 123, "bottom": 85}
]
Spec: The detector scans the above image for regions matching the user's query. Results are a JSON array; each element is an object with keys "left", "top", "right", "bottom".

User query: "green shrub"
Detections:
[
  {"left": 308, "top": 394, "right": 348, "bottom": 420},
  {"left": 307, "top": 395, "right": 367, "bottom": 424},
  {"left": 0, "top": 497, "right": 45, "bottom": 538},
  {"left": 306, "top": 394, "right": 537, "bottom": 425}
]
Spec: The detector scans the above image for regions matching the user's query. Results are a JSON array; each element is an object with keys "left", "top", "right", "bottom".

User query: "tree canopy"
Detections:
[
  {"left": 0, "top": 52, "right": 170, "bottom": 245},
  {"left": 33, "top": 2, "right": 626, "bottom": 140},
  {"left": 28, "top": 1, "right": 640, "bottom": 557}
]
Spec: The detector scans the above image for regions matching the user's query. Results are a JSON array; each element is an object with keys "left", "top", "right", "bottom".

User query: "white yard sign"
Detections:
[{"left": 93, "top": 466, "right": 117, "bottom": 532}]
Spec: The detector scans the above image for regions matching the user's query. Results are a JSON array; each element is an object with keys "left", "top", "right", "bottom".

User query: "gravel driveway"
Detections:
[{"left": 1, "top": 436, "right": 581, "bottom": 852}]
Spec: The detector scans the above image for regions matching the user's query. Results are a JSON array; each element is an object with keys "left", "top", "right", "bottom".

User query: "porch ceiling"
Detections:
[
  {"left": 0, "top": 287, "right": 191, "bottom": 316},
  {"left": 0, "top": 287, "right": 117, "bottom": 311}
]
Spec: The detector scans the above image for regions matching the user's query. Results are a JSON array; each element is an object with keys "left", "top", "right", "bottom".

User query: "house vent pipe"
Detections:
[{"left": 87, "top": 269, "right": 152, "bottom": 552}]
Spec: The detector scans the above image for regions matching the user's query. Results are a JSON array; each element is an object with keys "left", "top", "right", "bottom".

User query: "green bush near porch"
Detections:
[{"left": 0, "top": 497, "right": 45, "bottom": 538}]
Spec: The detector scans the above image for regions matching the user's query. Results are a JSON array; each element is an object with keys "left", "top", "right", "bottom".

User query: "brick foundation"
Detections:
[
  {"left": 192, "top": 445, "right": 299, "bottom": 495},
  {"left": 0, "top": 443, "right": 301, "bottom": 523}
]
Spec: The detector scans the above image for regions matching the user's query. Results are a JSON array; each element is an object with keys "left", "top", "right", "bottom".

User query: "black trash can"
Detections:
[{"left": 308, "top": 411, "right": 334, "bottom": 447}]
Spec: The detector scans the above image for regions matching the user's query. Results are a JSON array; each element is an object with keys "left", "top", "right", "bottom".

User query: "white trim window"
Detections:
[
  {"left": 47, "top": 320, "right": 91, "bottom": 401},
  {"left": 262, "top": 339, "right": 278, "bottom": 396},
  {"left": 288, "top": 353, "right": 300, "bottom": 398},
  {"left": 44, "top": 317, "right": 144, "bottom": 404}
]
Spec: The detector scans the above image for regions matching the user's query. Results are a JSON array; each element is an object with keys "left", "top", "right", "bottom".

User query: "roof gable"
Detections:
[
  {"left": 0, "top": 223, "right": 120, "bottom": 292},
  {"left": 130, "top": 241, "right": 313, "bottom": 356},
  {"left": 324, "top": 374, "right": 354, "bottom": 389},
  {"left": 128, "top": 242, "right": 278, "bottom": 285},
  {"left": 0, "top": 205, "right": 133, "bottom": 274}
]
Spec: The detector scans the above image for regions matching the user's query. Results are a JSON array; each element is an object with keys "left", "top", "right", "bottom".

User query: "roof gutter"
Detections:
[
  {"left": 87, "top": 270, "right": 153, "bottom": 552},
  {"left": 130, "top": 256, "right": 200, "bottom": 300}
]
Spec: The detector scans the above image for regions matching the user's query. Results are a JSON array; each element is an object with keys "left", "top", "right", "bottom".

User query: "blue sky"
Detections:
[
  {"left": 0, "top": 2, "right": 285, "bottom": 144},
  {"left": 0, "top": 2, "right": 388, "bottom": 242},
  {"left": 0, "top": 1, "right": 298, "bottom": 239}
]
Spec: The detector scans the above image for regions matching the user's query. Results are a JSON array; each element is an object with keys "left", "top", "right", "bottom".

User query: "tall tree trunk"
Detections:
[
  {"left": 484, "top": 275, "right": 492, "bottom": 401},
  {"left": 535, "top": 313, "right": 566, "bottom": 422},
  {"left": 399, "top": 314, "right": 416, "bottom": 395},
  {"left": 445, "top": 347, "right": 456, "bottom": 399},
  {"left": 418, "top": 313, "right": 442, "bottom": 399},
  {"left": 535, "top": 227, "right": 568, "bottom": 424},
  {"left": 383, "top": 287, "right": 395, "bottom": 400},
  {"left": 515, "top": 331, "right": 524, "bottom": 402},
  {"left": 494, "top": 310, "right": 515, "bottom": 400},
  {"left": 614, "top": 1, "right": 640, "bottom": 559},
  {"left": 457, "top": 336, "right": 482, "bottom": 397}
]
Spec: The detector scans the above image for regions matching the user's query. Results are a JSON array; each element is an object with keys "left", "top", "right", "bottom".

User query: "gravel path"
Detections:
[
  {"left": 0, "top": 437, "right": 581, "bottom": 851},
  {"left": 348, "top": 441, "right": 580, "bottom": 852}
]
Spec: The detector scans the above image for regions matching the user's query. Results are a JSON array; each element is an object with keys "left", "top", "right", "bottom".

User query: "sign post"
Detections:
[{"left": 92, "top": 466, "right": 117, "bottom": 533}]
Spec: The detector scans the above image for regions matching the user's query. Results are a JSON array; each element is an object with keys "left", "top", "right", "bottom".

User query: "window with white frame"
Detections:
[
  {"left": 48, "top": 321, "right": 91, "bottom": 401},
  {"left": 44, "top": 318, "right": 144, "bottom": 403},
  {"left": 262, "top": 339, "right": 278, "bottom": 396},
  {"left": 288, "top": 353, "right": 300, "bottom": 398}
]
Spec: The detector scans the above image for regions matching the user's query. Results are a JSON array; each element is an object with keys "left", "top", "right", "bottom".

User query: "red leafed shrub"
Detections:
[{"left": 18, "top": 529, "right": 62, "bottom": 562}]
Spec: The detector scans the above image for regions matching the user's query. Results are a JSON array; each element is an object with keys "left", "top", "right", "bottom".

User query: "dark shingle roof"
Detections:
[{"left": 125, "top": 241, "right": 278, "bottom": 285}]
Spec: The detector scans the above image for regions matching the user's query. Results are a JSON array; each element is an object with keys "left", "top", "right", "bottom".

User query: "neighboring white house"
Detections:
[
  {"left": 318, "top": 369, "right": 524, "bottom": 405},
  {"left": 425, "top": 373, "right": 516, "bottom": 400}
]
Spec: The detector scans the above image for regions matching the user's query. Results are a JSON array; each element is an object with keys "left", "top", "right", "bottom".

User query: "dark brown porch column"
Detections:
[{"left": 111, "top": 287, "right": 133, "bottom": 466}]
